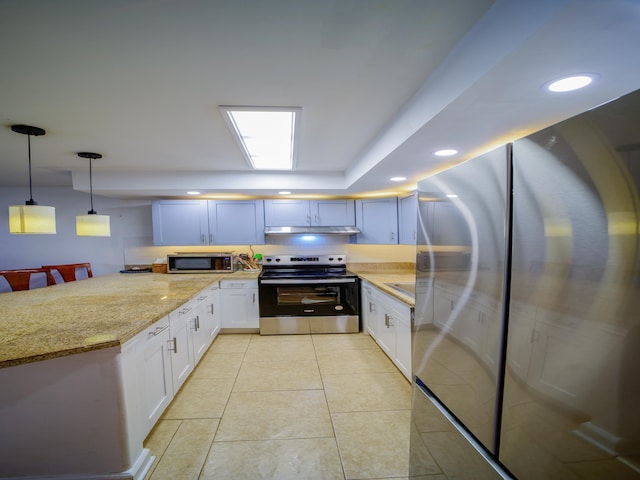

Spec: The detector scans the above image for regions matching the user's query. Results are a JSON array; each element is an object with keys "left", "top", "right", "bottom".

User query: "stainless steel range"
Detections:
[{"left": 258, "top": 254, "right": 360, "bottom": 335}]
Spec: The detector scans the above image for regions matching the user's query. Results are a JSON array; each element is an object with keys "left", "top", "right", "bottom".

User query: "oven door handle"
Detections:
[{"left": 259, "top": 278, "right": 357, "bottom": 284}]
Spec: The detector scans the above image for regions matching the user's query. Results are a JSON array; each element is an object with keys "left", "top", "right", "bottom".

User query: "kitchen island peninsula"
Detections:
[{"left": 0, "top": 271, "right": 257, "bottom": 479}]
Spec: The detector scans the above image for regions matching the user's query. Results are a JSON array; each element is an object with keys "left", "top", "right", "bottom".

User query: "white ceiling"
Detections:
[{"left": 2, "top": 0, "right": 640, "bottom": 199}]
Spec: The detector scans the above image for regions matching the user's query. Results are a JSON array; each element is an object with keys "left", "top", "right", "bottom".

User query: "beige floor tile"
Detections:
[
  {"left": 332, "top": 410, "right": 440, "bottom": 479},
  {"left": 143, "top": 419, "right": 182, "bottom": 480},
  {"left": 215, "top": 390, "right": 333, "bottom": 441},
  {"left": 323, "top": 372, "right": 411, "bottom": 413},
  {"left": 162, "top": 377, "right": 234, "bottom": 419},
  {"left": 244, "top": 336, "right": 317, "bottom": 362},
  {"left": 201, "top": 438, "right": 345, "bottom": 479},
  {"left": 190, "top": 352, "right": 244, "bottom": 380},
  {"left": 148, "top": 419, "right": 219, "bottom": 480},
  {"left": 421, "top": 431, "right": 503, "bottom": 480},
  {"left": 312, "top": 333, "right": 379, "bottom": 352},
  {"left": 316, "top": 347, "right": 398, "bottom": 375},
  {"left": 234, "top": 359, "right": 322, "bottom": 391},
  {"left": 207, "top": 333, "right": 253, "bottom": 353}
]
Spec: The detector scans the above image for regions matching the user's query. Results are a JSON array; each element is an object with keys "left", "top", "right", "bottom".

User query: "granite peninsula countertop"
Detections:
[{"left": 0, "top": 271, "right": 259, "bottom": 369}]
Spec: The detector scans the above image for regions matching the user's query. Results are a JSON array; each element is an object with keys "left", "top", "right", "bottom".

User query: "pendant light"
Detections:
[
  {"left": 76, "top": 152, "right": 111, "bottom": 237},
  {"left": 8, "top": 124, "right": 56, "bottom": 234}
]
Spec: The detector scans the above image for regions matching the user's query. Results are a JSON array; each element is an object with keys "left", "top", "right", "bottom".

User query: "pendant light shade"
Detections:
[
  {"left": 8, "top": 125, "right": 56, "bottom": 234},
  {"left": 76, "top": 152, "right": 110, "bottom": 237}
]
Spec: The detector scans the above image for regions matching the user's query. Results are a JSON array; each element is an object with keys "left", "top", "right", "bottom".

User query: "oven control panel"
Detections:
[{"left": 262, "top": 254, "right": 346, "bottom": 266}]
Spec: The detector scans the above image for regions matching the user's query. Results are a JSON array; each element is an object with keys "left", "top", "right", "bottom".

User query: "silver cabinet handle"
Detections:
[
  {"left": 368, "top": 301, "right": 374, "bottom": 313},
  {"left": 148, "top": 324, "right": 169, "bottom": 336},
  {"left": 179, "top": 307, "right": 192, "bottom": 316},
  {"left": 209, "top": 233, "right": 213, "bottom": 244},
  {"left": 210, "top": 303, "right": 215, "bottom": 315},
  {"left": 168, "top": 337, "right": 178, "bottom": 353},
  {"left": 252, "top": 293, "right": 256, "bottom": 303},
  {"left": 196, "top": 315, "right": 200, "bottom": 330},
  {"left": 201, "top": 233, "right": 205, "bottom": 244}
]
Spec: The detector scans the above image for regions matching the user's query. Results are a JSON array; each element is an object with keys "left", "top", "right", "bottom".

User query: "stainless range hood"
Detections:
[{"left": 264, "top": 226, "right": 360, "bottom": 236}]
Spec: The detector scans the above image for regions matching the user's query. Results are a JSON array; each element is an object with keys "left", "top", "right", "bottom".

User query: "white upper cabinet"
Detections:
[
  {"left": 398, "top": 193, "right": 418, "bottom": 245},
  {"left": 209, "top": 200, "right": 265, "bottom": 245},
  {"left": 264, "top": 199, "right": 355, "bottom": 226},
  {"left": 152, "top": 200, "right": 264, "bottom": 245},
  {"left": 152, "top": 200, "right": 209, "bottom": 246},
  {"left": 355, "top": 197, "right": 399, "bottom": 244}
]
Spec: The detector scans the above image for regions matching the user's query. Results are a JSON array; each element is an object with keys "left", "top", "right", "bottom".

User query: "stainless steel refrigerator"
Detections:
[{"left": 410, "top": 88, "right": 640, "bottom": 479}]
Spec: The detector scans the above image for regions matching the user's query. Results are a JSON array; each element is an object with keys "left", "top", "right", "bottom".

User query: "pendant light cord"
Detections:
[
  {"left": 89, "top": 157, "right": 95, "bottom": 213},
  {"left": 27, "top": 134, "right": 35, "bottom": 204}
]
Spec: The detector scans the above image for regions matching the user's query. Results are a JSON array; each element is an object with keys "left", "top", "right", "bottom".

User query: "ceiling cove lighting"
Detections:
[
  {"left": 220, "top": 106, "right": 301, "bottom": 170},
  {"left": 76, "top": 152, "right": 111, "bottom": 237},
  {"left": 8, "top": 124, "right": 56, "bottom": 234},
  {"left": 546, "top": 74, "right": 594, "bottom": 92},
  {"left": 434, "top": 149, "right": 458, "bottom": 157}
]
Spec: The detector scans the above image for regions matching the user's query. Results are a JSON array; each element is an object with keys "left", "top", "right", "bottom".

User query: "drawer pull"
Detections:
[{"left": 148, "top": 324, "right": 169, "bottom": 336}]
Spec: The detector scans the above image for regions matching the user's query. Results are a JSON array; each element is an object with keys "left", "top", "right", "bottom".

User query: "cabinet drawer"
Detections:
[{"left": 220, "top": 279, "right": 258, "bottom": 289}]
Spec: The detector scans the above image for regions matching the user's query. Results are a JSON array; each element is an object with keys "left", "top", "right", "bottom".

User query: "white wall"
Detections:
[{"left": 0, "top": 187, "right": 416, "bottom": 275}]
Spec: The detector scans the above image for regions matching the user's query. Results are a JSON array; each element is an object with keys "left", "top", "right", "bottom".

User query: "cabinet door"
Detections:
[
  {"left": 394, "top": 310, "right": 412, "bottom": 381},
  {"left": 376, "top": 302, "right": 396, "bottom": 359},
  {"left": 169, "top": 306, "right": 196, "bottom": 392},
  {"left": 310, "top": 200, "right": 355, "bottom": 226},
  {"left": 361, "top": 282, "right": 378, "bottom": 337},
  {"left": 398, "top": 193, "right": 418, "bottom": 244},
  {"left": 220, "top": 280, "right": 259, "bottom": 329},
  {"left": 209, "top": 200, "right": 265, "bottom": 245},
  {"left": 355, "top": 198, "right": 399, "bottom": 244},
  {"left": 138, "top": 317, "right": 173, "bottom": 436},
  {"left": 152, "top": 200, "right": 209, "bottom": 246},
  {"left": 264, "top": 199, "right": 310, "bottom": 226}
]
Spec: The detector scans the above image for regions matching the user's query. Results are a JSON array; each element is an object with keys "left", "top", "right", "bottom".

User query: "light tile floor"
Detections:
[{"left": 143, "top": 332, "right": 434, "bottom": 480}]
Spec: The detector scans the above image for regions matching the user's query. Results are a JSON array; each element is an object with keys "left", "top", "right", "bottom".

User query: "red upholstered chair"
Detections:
[
  {"left": 42, "top": 263, "right": 93, "bottom": 285},
  {"left": 0, "top": 269, "right": 49, "bottom": 293}
]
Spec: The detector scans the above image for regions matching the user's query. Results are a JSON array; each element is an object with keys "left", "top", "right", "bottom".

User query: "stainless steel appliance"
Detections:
[
  {"left": 167, "top": 253, "right": 234, "bottom": 273},
  {"left": 258, "top": 254, "right": 360, "bottom": 334},
  {"left": 410, "top": 88, "right": 640, "bottom": 479}
]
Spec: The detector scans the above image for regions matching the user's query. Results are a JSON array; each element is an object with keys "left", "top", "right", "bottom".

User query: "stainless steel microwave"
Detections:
[{"left": 167, "top": 253, "right": 234, "bottom": 273}]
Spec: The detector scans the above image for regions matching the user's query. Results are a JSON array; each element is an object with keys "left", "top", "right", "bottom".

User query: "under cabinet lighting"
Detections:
[
  {"left": 187, "top": 191, "right": 200, "bottom": 195},
  {"left": 278, "top": 191, "right": 292, "bottom": 195},
  {"left": 220, "top": 106, "right": 301, "bottom": 170},
  {"left": 390, "top": 176, "right": 407, "bottom": 182}
]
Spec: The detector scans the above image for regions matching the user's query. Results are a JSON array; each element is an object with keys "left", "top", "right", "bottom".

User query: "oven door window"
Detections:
[{"left": 277, "top": 285, "right": 340, "bottom": 307}]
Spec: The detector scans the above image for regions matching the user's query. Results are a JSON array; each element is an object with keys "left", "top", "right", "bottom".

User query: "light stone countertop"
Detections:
[
  {"left": 356, "top": 272, "right": 417, "bottom": 307},
  {"left": 0, "top": 270, "right": 259, "bottom": 368}
]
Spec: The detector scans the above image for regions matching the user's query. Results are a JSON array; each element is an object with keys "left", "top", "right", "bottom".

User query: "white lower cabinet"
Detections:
[
  {"left": 135, "top": 281, "right": 221, "bottom": 439},
  {"left": 220, "top": 279, "right": 259, "bottom": 329},
  {"left": 169, "top": 302, "right": 197, "bottom": 392},
  {"left": 191, "top": 284, "right": 220, "bottom": 364},
  {"left": 138, "top": 315, "right": 173, "bottom": 437},
  {"left": 361, "top": 282, "right": 378, "bottom": 338},
  {"left": 362, "top": 281, "right": 413, "bottom": 382}
]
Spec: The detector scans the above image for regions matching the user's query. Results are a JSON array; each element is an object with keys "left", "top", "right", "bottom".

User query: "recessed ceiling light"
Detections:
[
  {"left": 220, "top": 106, "right": 301, "bottom": 170},
  {"left": 446, "top": 194, "right": 458, "bottom": 198},
  {"left": 390, "top": 176, "right": 407, "bottom": 182},
  {"left": 278, "top": 191, "right": 292, "bottom": 195},
  {"left": 187, "top": 191, "right": 200, "bottom": 195},
  {"left": 434, "top": 149, "right": 458, "bottom": 157},
  {"left": 546, "top": 74, "right": 594, "bottom": 92}
]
